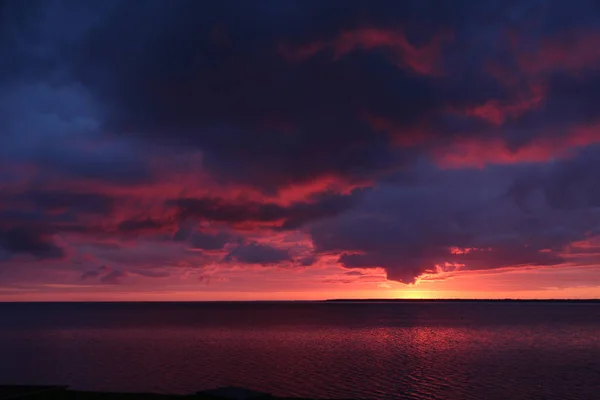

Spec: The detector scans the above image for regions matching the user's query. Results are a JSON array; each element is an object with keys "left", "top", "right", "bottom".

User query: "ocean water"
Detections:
[{"left": 0, "top": 302, "right": 599, "bottom": 400}]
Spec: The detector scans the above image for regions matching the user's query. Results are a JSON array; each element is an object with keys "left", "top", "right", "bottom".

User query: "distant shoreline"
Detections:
[
  {"left": 325, "top": 298, "right": 600, "bottom": 303},
  {"left": 0, "top": 298, "right": 599, "bottom": 304}
]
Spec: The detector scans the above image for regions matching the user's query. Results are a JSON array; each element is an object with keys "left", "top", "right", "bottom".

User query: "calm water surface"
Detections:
[{"left": 0, "top": 302, "right": 599, "bottom": 399}]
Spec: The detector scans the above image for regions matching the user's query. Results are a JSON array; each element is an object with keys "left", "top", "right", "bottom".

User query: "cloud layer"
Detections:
[{"left": 2, "top": 0, "right": 600, "bottom": 296}]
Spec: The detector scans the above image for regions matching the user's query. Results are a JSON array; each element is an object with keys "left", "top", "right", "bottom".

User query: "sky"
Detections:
[{"left": 2, "top": 0, "right": 600, "bottom": 301}]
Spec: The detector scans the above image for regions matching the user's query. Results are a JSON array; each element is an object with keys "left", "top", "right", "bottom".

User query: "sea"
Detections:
[{"left": 0, "top": 301, "right": 599, "bottom": 400}]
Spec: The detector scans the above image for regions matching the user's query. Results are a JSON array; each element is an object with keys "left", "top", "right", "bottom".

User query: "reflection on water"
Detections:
[{"left": 1, "top": 302, "right": 599, "bottom": 399}]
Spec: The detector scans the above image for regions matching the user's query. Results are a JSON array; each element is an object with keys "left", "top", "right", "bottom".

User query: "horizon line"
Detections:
[{"left": 1, "top": 298, "right": 600, "bottom": 304}]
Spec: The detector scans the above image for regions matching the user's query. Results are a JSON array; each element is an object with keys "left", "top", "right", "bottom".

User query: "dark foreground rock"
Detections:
[{"left": 0, "top": 386, "right": 360, "bottom": 400}]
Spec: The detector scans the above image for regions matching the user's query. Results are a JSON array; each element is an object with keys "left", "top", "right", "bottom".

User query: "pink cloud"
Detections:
[
  {"left": 455, "top": 29, "right": 600, "bottom": 126},
  {"left": 433, "top": 123, "right": 600, "bottom": 168},
  {"left": 461, "top": 82, "right": 547, "bottom": 125},
  {"left": 517, "top": 31, "right": 600, "bottom": 76},
  {"left": 280, "top": 27, "right": 452, "bottom": 76},
  {"left": 365, "top": 114, "right": 430, "bottom": 147}
]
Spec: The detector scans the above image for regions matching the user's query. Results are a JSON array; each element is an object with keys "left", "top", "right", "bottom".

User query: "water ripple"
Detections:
[{"left": 1, "top": 302, "right": 599, "bottom": 399}]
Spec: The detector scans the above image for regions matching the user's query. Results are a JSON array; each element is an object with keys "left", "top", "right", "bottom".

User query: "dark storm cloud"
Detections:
[
  {"left": 189, "top": 232, "right": 233, "bottom": 251},
  {"left": 171, "top": 189, "right": 365, "bottom": 230},
  {"left": 42, "top": 0, "right": 597, "bottom": 190},
  {"left": 509, "top": 144, "right": 600, "bottom": 211},
  {"left": 100, "top": 269, "right": 126, "bottom": 285},
  {"left": 172, "top": 220, "right": 236, "bottom": 250},
  {"left": 37, "top": 147, "right": 154, "bottom": 186},
  {"left": 226, "top": 242, "right": 292, "bottom": 266},
  {"left": 0, "top": 226, "right": 65, "bottom": 260},
  {"left": 298, "top": 254, "right": 317, "bottom": 267},
  {"left": 0, "top": 188, "right": 119, "bottom": 241},
  {"left": 117, "top": 218, "right": 165, "bottom": 234},
  {"left": 4, "top": 1, "right": 600, "bottom": 177},
  {"left": 0, "top": 190, "right": 116, "bottom": 238},
  {"left": 36, "top": 0, "right": 506, "bottom": 191},
  {"left": 310, "top": 157, "right": 600, "bottom": 283},
  {"left": 81, "top": 265, "right": 109, "bottom": 280},
  {"left": 543, "top": 153, "right": 600, "bottom": 210},
  {"left": 3, "top": 0, "right": 600, "bottom": 288},
  {"left": 0, "top": 81, "right": 153, "bottom": 188},
  {"left": 0, "top": 188, "right": 364, "bottom": 243},
  {"left": 15, "top": 190, "right": 116, "bottom": 215},
  {"left": 4, "top": 0, "right": 600, "bottom": 183},
  {"left": 81, "top": 265, "right": 130, "bottom": 284}
]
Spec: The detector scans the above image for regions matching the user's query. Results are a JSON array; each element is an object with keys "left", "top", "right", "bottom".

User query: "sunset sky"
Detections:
[{"left": 2, "top": 0, "right": 600, "bottom": 301}]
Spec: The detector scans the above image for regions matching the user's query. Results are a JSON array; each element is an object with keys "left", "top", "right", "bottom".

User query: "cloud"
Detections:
[
  {"left": 43, "top": 1, "right": 471, "bottom": 192},
  {"left": 7, "top": 0, "right": 599, "bottom": 196},
  {"left": 516, "top": 31, "right": 600, "bottom": 76},
  {"left": 0, "top": 226, "right": 65, "bottom": 260},
  {"left": 298, "top": 254, "right": 317, "bottom": 266},
  {"left": 81, "top": 265, "right": 110, "bottom": 280},
  {"left": 344, "top": 270, "right": 365, "bottom": 276},
  {"left": 509, "top": 144, "right": 600, "bottom": 210},
  {"left": 131, "top": 269, "right": 170, "bottom": 278},
  {"left": 0, "top": 80, "right": 153, "bottom": 187},
  {"left": 14, "top": 190, "right": 116, "bottom": 216},
  {"left": 100, "top": 269, "right": 127, "bottom": 285},
  {"left": 3, "top": 0, "right": 600, "bottom": 295},
  {"left": 310, "top": 157, "right": 600, "bottom": 283},
  {"left": 459, "top": 83, "right": 546, "bottom": 126},
  {"left": 171, "top": 189, "right": 365, "bottom": 230},
  {"left": 81, "top": 265, "right": 135, "bottom": 284},
  {"left": 226, "top": 242, "right": 292, "bottom": 265},
  {"left": 189, "top": 231, "right": 233, "bottom": 251},
  {"left": 279, "top": 27, "right": 452, "bottom": 75},
  {"left": 117, "top": 218, "right": 166, "bottom": 234}
]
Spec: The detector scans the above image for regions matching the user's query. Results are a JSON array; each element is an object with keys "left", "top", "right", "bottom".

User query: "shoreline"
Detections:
[{"left": 0, "top": 299, "right": 599, "bottom": 304}]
